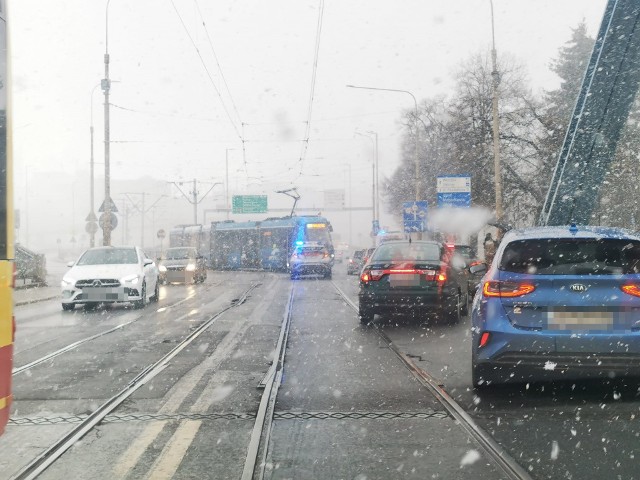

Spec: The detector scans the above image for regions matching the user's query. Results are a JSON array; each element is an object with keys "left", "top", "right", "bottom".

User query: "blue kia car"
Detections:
[{"left": 471, "top": 225, "right": 640, "bottom": 388}]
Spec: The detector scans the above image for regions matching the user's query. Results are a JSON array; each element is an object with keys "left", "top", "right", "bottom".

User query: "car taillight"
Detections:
[
  {"left": 478, "top": 331, "right": 491, "bottom": 348},
  {"left": 483, "top": 281, "right": 535, "bottom": 298},
  {"left": 360, "top": 269, "right": 386, "bottom": 283},
  {"left": 436, "top": 272, "right": 447, "bottom": 285},
  {"left": 323, "top": 251, "right": 330, "bottom": 258},
  {"left": 621, "top": 284, "right": 640, "bottom": 297}
]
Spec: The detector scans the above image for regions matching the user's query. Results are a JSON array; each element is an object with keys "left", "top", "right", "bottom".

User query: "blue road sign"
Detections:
[
  {"left": 402, "top": 201, "right": 428, "bottom": 233},
  {"left": 437, "top": 192, "right": 471, "bottom": 208},
  {"left": 436, "top": 174, "right": 471, "bottom": 208}
]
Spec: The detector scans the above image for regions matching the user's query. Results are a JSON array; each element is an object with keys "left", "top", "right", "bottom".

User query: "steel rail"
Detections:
[
  {"left": 12, "top": 281, "right": 222, "bottom": 376},
  {"left": 331, "top": 282, "right": 532, "bottom": 480},
  {"left": 241, "top": 284, "right": 295, "bottom": 480},
  {"left": 10, "top": 282, "right": 260, "bottom": 480}
]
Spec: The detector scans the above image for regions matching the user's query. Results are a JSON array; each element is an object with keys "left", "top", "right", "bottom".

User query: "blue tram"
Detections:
[{"left": 169, "top": 216, "right": 334, "bottom": 272}]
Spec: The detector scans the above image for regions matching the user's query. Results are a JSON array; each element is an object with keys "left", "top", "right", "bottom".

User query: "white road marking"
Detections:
[
  {"left": 112, "top": 276, "right": 279, "bottom": 478},
  {"left": 144, "top": 420, "right": 202, "bottom": 480}
]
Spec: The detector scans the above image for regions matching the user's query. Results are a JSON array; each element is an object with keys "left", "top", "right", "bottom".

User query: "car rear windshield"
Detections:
[
  {"left": 353, "top": 251, "right": 364, "bottom": 259},
  {"left": 372, "top": 243, "right": 441, "bottom": 262},
  {"left": 454, "top": 245, "right": 473, "bottom": 259},
  {"left": 78, "top": 248, "right": 138, "bottom": 265},
  {"left": 499, "top": 238, "right": 640, "bottom": 275}
]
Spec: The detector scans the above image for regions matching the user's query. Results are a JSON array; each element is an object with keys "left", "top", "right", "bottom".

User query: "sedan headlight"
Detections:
[
  {"left": 186, "top": 264, "right": 196, "bottom": 272},
  {"left": 61, "top": 276, "right": 76, "bottom": 288},
  {"left": 158, "top": 265, "right": 167, "bottom": 273},
  {"left": 121, "top": 274, "right": 140, "bottom": 285}
]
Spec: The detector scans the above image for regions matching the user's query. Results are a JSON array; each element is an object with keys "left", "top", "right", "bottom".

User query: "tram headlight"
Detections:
[
  {"left": 186, "top": 264, "right": 196, "bottom": 272},
  {"left": 121, "top": 274, "right": 140, "bottom": 285},
  {"left": 158, "top": 265, "right": 167, "bottom": 273},
  {"left": 61, "top": 277, "right": 76, "bottom": 288}
]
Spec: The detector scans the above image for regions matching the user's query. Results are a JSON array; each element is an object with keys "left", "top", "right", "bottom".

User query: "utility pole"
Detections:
[
  {"left": 123, "top": 193, "right": 166, "bottom": 248},
  {"left": 169, "top": 180, "right": 222, "bottom": 225},
  {"left": 102, "top": 0, "right": 113, "bottom": 246},
  {"left": 490, "top": 0, "right": 503, "bottom": 221},
  {"left": 192, "top": 179, "right": 198, "bottom": 224},
  {"left": 226, "top": 149, "right": 236, "bottom": 220}
]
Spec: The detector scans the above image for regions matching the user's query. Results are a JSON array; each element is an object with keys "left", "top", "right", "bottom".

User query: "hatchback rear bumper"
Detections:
[{"left": 475, "top": 352, "right": 640, "bottom": 384}]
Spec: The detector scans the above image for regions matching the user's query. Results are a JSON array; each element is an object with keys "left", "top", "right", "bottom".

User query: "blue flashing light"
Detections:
[
  {"left": 569, "top": 223, "right": 579, "bottom": 234},
  {"left": 295, "top": 240, "right": 304, "bottom": 246}
]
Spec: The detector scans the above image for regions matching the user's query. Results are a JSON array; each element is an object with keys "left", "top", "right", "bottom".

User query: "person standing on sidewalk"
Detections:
[{"left": 483, "top": 233, "right": 497, "bottom": 265}]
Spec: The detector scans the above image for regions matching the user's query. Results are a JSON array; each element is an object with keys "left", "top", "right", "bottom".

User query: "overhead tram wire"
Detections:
[
  {"left": 193, "top": 0, "right": 242, "bottom": 127},
  {"left": 297, "top": 0, "right": 325, "bottom": 180},
  {"left": 191, "top": 0, "right": 249, "bottom": 170},
  {"left": 170, "top": 0, "right": 243, "bottom": 142},
  {"left": 110, "top": 103, "right": 219, "bottom": 122}
]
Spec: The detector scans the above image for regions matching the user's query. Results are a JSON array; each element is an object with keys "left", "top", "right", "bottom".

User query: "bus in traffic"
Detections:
[{"left": 0, "top": 0, "right": 12, "bottom": 436}]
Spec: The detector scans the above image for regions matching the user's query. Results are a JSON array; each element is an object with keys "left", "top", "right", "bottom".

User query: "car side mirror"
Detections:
[
  {"left": 67, "top": 261, "right": 75, "bottom": 268},
  {"left": 143, "top": 259, "right": 154, "bottom": 266},
  {"left": 469, "top": 263, "right": 487, "bottom": 275}
]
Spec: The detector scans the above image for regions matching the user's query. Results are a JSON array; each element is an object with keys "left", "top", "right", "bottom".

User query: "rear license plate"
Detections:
[
  {"left": 548, "top": 310, "right": 614, "bottom": 331},
  {"left": 390, "top": 274, "right": 420, "bottom": 287}
]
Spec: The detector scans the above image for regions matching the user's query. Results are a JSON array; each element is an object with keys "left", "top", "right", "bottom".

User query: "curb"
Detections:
[{"left": 15, "top": 295, "right": 59, "bottom": 307}]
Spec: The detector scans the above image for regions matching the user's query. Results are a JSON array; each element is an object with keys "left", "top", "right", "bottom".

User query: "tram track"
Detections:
[
  {"left": 9, "top": 281, "right": 260, "bottom": 480},
  {"left": 241, "top": 284, "right": 294, "bottom": 480},
  {"left": 331, "top": 281, "right": 533, "bottom": 480},
  {"left": 12, "top": 281, "right": 222, "bottom": 376}
]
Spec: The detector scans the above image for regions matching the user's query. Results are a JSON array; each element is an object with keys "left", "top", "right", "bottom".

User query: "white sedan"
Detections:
[{"left": 61, "top": 246, "right": 160, "bottom": 311}]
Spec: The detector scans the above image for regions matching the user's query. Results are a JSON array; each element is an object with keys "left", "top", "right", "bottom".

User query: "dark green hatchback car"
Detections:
[{"left": 358, "top": 240, "right": 469, "bottom": 324}]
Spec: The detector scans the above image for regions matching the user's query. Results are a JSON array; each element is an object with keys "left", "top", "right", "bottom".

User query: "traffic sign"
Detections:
[
  {"left": 99, "top": 212, "right": 118, "bottom": 230},
  {"left": 85, "top": 222, "right": 98, "bottom": 234},
  {"left": 232, "top": 195, "right": 268, "bottom": 214},
  {"left": 372, "top": 219, "right": 380, "bottom": 236},
  {"left": 98, "top": 197, "right": 119, "bottom": 213},
  {"left": 86, "top": 212, "right": 98, "bottom": 222},
  {"left": 157, "top": 229, "right": 166, "bottom": 239},
  {"left": 437, "top": 174, "right": 471, "bottom": 208},
  {"left": 403, "top": 201, "right": 428, "bottom": 233},
  {"left": 437, "top": 192, "right": 471, "bottom": 208}
]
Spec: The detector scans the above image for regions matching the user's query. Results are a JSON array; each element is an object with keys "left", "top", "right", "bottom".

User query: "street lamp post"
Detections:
[
  {"left": 102, "top": 0, "right": 114, "bottom": 246},
  {"left": 355, "top": 132, "right": 376, "bottom": 236},
  {"left": 489, "top": 0, "right": 503, "bottom": 221},
  {"left": 344, "top": 164, "right": 352, "bottom": 246},
  {"left": 346, "top": 85, "right": 419, "bottom": 202},
  {"left": 367, "top": 130, "right": 379, "bottom": 226},
  {"left": 347, "top": 85, "right": 420, "bottom": 238},
  {"left": 89, "top": 84, "right": 100, "bottom": 247}
]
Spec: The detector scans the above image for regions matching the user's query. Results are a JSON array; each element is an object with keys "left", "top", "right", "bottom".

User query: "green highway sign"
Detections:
[{"left": 232, "top": 195, "right": 268, "bottom": 214}]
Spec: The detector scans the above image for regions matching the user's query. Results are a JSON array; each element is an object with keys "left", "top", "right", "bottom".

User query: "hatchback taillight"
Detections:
[
  {"left": 621, "top": 284, "right": 640, "bottom": 297},
  {"left": 483, "top": 281, "right": 535, "bottom": 298}
]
